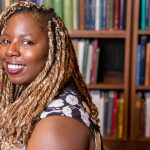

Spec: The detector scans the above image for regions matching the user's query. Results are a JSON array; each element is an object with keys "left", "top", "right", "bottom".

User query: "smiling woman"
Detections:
[{"left": 0, "top": 1, "right": 103, "bottom": 150}]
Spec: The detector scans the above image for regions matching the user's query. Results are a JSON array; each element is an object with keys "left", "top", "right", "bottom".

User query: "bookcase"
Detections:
[
  {"left": 131, "top": 0, "right": 150, "bottom": 146},
  {"left": 69, "top": 0, "right": 131, "bottom": 149}
]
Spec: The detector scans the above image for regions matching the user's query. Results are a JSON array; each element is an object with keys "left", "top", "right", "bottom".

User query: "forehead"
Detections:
[{"left": 3, "top": 12, "right": 47, "bottom": 34}]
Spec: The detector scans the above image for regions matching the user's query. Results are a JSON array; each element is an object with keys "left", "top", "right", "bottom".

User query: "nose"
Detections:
[{"left": 6, "top": 42, "right": 20, "bottom": 57}]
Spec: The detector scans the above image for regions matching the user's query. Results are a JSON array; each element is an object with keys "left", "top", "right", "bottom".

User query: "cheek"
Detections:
[
  {"left": 22, "top": 49, "right": 48, "bottom": 64},
  {"left": 0, "top": 47, "right": 6, "bottom": 60}
]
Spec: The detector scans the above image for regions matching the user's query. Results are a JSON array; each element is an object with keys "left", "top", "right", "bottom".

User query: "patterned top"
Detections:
[{"left": 35, "top": 80, "right": 103, "bottom": 150}]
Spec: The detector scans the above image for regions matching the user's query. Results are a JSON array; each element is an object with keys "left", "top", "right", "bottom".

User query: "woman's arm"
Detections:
[{"left": 26, "top": 116, "right": 95, "bottom": 150}]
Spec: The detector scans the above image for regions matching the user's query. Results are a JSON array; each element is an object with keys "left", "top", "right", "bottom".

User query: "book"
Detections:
[
  {"left": 109, "top": 0, "right": 114, "bottom": 30},
  {"left": 118, "top": 93, "right": 124, "bottom": 138},
  {"left": 78, "top": 40, "right": 85, "bottom": 74},
  {"left": 144, "top": 92, "right": 150, "bottom": 137},
  {"left": 53, "top": 0, "right": 63, "bottom": 19},
  {"left": 119, "top": 0, "right": 126, "bottom": 29},
  {"left": 135, "top": 92, "right": 142, "bottom": 137},
  {"left": 82, "top": 40, "right": 89, "bottom": 81},
  {"left": 95, "top": 0, "right": 101, "bottom": 30},
  {"left": 140, "top": 0, "right": 146, "bottom": 30},
  {"left": 113, "top": 0, "right": 120, "bottom": 30},
  {"left": 136, "top": 45, "right": 142, "bottom": 86},
  {"left": 111, "top": 91, "right": 118, "bottom": 136},
  {"left": 139, "top": 36, "right": 147, "bottom": 85},
  {"left": 79, "top": 0, "right": 85, "bottom": 29},
  {"left": 85, "top": 44, "right": 93, "bottom": 84},
  {"left": 90, "top": 39, "right": 99, "bottom": 84},
  {"left": 101, "top": 0, "right": 107, "bottom": 30},
  {"left": 63, "top": 0, "right": 73, "bottom": 30},
  {"left": 94, "top": 47, "right": 101, "bottom": 83},
  {"left": 144, "top": 43, "right": 150, "bottom": 86},
  {"left": 84, "top": 0, "right": 95, "bottom": 30},
  {"left": 99, "top": 91, "right": 105, "bottom": 135},
  {"left": 73, "top": 0, "right": 79, "bottom": 30},
  {"left": 106, "top": 91, "right": 114, "bottom": 135}
]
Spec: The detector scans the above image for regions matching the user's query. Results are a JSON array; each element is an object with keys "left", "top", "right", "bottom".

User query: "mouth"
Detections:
[{"left": 5, "top": 63, "right": 25, "bottom": 75}]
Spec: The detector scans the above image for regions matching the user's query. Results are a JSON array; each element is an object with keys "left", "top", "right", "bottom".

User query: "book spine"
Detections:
[
  {"left": 79, "top": 0, "right": 85, "bottom": 29},
  {"left": 136, "top": 45, "right": 142, "bottom": 86},
  {"left": 145, "top": 0, "right": 149, "bottom": 29},
  {"left": 109, "top": 0, "right": 114, "bottom": 30},
  {"left": 144, "top": 43, "right": 150, "bottom": 86},
  {"left": 114, "top": 0, "right": 120, "bottom": 30},
  {"left": 111, "top": 91, "right": 118, "bottom": 136},
  {"left": 53, "top": 0, "right": 63, "bottom": 19},
  {"left": 102, "top": 0, "right": 107, "bottom": 30},
  {"left": 118, "top": 94, "right": 124, "bottom": 138},
  {"left": 119, "top": 0, "right": 126, "bottom": 30},
  {"left": 90, "top": 39, "right": 98, "bottom": 84},
  {"left": 95, "top": 0, "right": 100, "bottom": 30},
  {"left": 73, "top": 0, "right": 79, "bottom": 30},
  {"left": 141, "top": 0, "right": 146, "bottom": 30},
  {"left": 140, "top": 36, "right": 147, "bottom": 85},
  {"left": 63, "top": 0, "right": 73, "bottom": 30},
  {"left": 106, "top": 0, "right": 110, "bottom": 30},
  {"left": 43, "top": 0, "right": 53, "bottom": 8}
]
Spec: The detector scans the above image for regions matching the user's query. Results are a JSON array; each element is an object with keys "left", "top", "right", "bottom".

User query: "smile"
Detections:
[{"left": 6, "top": 63, "right": 25, "bottom": 75}]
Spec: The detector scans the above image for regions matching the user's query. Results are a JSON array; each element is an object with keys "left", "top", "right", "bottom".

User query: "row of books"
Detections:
[
  {"left": 1, "top": 0, "right": 126, "bottom": 30},
  {"left": 135, "top": 92, "right": 150, "bottom": 137},
  {"left": 73, "top": 38, "right": 124, "bottom": 85},
  {"left": 83, "top": 0, "right": 126, "bottom": 30},
  {"left": 136, "top": 36, "right": 150, "bottom": 86},
  {"left": 72, "top": 39, "right": 101, "bottom": 84},
  {"left": 90, "top": 90, "right": 124, "bottom": 137},
  {"left": 35, "top": 0, "right": 126, "bottom": 30},
  {"left": 140, "top": 0, "right": 150, "bottom": 30}
]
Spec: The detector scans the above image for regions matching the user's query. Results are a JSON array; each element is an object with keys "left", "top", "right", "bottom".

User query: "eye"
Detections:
[
  {"left": 21, "top": 40, "right": 33, "bottom": 47},
  {"left": 0, "top": 38, "right": 11, "bottom": 45}
]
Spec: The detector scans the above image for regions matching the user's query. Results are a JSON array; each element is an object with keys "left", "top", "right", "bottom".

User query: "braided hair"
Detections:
[{"left": 0, "top": 1, "right": 99, "bottom": 149}]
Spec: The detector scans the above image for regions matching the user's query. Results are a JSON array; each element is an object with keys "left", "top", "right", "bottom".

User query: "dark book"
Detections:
[
  {"left": 139, "top": 36, "right": 148, "bottom": 85},
  {"left": 84, "top": 0, "right": 96, "bottom": 30},
  {"left": 119, "top": 0, "right": 126, "bottom": 29}
]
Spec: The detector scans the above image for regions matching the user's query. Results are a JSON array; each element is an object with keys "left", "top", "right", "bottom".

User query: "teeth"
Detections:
[{"left": 8, "top": 64, "right": 24, "bottom": 69}]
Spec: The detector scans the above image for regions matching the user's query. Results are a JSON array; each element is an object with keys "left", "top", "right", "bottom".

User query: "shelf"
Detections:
[
  {"left": 87, "top": 83, "right": 124, "bottom": 90},
  {"left": 102, "top": 136, "right": 125, "bottom": 141},
  {"left": 136, "top": 86, "right": 150, "bottom": 90},
  {"left": 133, "top": 137, "right": 150, "bottom": 142},
  {"left": 69, "top": 30, "right": 126, "bottom": 38},
  {"left": 138, "top": 30, "right": 150, "bottom": 35}
]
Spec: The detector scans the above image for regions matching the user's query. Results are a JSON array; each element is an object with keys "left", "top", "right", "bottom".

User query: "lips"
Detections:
[{"left": 5, "top": 63, "right": 25, "bottom": 75}]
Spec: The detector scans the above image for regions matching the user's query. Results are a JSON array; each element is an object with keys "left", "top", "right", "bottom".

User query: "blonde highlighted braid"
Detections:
[{"left": 0, "top": 1, "right": 99, "bottom": 149}]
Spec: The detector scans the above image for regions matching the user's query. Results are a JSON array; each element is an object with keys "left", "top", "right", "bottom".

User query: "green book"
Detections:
[
  {"left": 141, "top": 0, "right": 146, "bottom": 30},
  {"left": 43, "top": 0, "right": 53, "bottom": 8},
  {"left": 63, "top": 0, "right": 73, "bottom": 30},
  {"left": 109, "top": 0, "right": 114, "bottom": 30},
  {"left": 53, "top": 0, "right": 63, "bottom": 19},
  {"left": 73, "top": 0, "right": 79, "bottom": 30}
]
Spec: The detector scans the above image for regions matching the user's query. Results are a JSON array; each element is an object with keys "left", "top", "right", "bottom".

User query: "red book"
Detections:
[
  {"left": 111, "top": 91, "right": 118, "bottom": 136},
  {"left": 90, "top": 39, "right": 98, "bottom": 84},
  {"left": 113, "top": 0, "right": 120, "bottom": 30}
]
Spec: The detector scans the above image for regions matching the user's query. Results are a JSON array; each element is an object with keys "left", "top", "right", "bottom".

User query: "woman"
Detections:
[{"left": 0, "top": 1, "right": 103, "bottom": 150}]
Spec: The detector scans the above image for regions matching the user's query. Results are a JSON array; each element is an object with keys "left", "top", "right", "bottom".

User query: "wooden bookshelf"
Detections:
[
  {"left": 131, "top": 0, "right": 150, "bottom": 143},
  {"left": 69, "top": 0, "right": 132, "bottom": 148}
]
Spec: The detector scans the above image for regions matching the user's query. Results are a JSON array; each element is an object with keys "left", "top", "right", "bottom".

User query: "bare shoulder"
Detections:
[{"left": 26, "top": 116, "right": 95, "bottom": 150}]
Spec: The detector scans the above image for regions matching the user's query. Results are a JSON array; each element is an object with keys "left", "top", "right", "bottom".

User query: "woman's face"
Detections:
[{"left": 0, "top": 13, "right": 49, "bottom": 85}]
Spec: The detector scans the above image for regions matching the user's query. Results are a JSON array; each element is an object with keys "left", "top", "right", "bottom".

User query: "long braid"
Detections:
[{"left": 0, "top": 1, "right": 99, "bottom": 149}]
